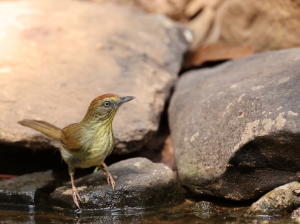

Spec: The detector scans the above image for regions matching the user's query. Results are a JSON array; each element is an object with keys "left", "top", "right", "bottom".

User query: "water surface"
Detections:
[{"left": 0, "top": 200, "right": 296, "bottom": 224}]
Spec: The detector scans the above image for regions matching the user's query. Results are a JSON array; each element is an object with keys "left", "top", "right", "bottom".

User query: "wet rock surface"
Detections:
[
  {"left": 169, "top": 47, "right": 300, "bottom": 201},
  {"left": 245, "top": 181, "right": 300, "bottom": 217},
  {"left": 191, "top": 201, "right": 218, "bottom": 219},
  {"left": 48, "top": 158, "right": 183, "bottom": 216},
  {"left": 0, "top": 170, "right": 60, "bottom": 211},
  {"left": 0, "top": 0, "right": 188, "bottom": 154}
]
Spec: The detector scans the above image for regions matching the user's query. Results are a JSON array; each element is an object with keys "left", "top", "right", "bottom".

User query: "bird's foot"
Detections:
[
  {"left": 103, "top": 171, "right": 115, "bottom": 191},
  {"left": 72, "top": 187, "right": 83, "bottom": 209},
  {"left": 97, "top": 166, "right": 116, "bottom": 192}
]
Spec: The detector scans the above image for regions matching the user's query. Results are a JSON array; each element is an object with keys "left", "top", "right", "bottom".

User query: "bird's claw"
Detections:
[
  {"left": 104, "top": 171, "right": 115, "bottom": 192},
  {"left": 72, "top": 187, "right": 83, "bottom": 209}
]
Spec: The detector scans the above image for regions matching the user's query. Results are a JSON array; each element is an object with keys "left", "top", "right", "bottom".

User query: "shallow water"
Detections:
[{"left": 0, "top": 201, "right": 296, "bottom": 224}]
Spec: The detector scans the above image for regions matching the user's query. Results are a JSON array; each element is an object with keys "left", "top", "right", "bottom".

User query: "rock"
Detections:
[
  {"left": 183, "top": 42, "right": 253, "bottom": 68},
  {"left": 89, "top": 0, "right": 190, "bottom": 21},
  {"left": 211, "top": 0, "right": 300, "bottom": 53},
  {"left": 169, "top": 47, "right": 300, "bottom": 201},
  {"left": 245, "top": 182, "right": 300, "bottom": 217},
  {"left": 191, "top": 201, "right": 217, "bottom": 218},
  {"left": 135, "top": 0, "right": 190, "bottom": 21},
  {"left": 292, "top": 207, "right": 300, "bottom": 218},
  {"left": 0, "top": 0, "right": 188, "bottom": 154},
  {"left": 131, "top": 135, "right": 176, "bottom": 171},
  {"left": 295, "top": 217, "right": 300, "bottom": 224},
  {"left": 48, "top": 158, "right": 183, "bottom": 215},
  {"left": 159, "top": 136, "right": 175, "bottom": 170},
  {"left": 187, "top": 0, "right": 300, "bottom": 53},
  {"left": 0, "top": 170, "right": 60, "bottom": 212}
]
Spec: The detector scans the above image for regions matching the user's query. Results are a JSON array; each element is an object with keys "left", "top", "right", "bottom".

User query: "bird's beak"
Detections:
[{"left": 115, "top": 96, "right": 135, "bottom": 106}]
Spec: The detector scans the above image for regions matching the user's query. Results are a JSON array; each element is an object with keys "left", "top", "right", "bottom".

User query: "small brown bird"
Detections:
[{"left": 18, "top": 94, "right": 135, "bottom": 209}]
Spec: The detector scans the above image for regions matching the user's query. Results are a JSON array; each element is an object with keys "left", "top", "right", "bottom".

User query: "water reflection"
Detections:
[{"left": 0, "top": 200, "right": 295, "bottom": 224}]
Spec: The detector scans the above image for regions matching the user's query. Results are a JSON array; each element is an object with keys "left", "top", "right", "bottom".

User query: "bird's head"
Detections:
[{"left": 82, "top": 93, "right": 135, "bottom": 124}]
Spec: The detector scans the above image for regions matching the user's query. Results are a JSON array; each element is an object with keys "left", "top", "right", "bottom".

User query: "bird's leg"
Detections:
[
  {"left": 93, "top": 162, "right": 107, "bottom": 173},
  {"left": 69, "top": 167, "right": 82, "bottom": 209},
  {"left": 71, "top": 174, "right": 83, "bottom": 209},
  {"left": 97, "top": 166, "right": 115, "bottom": 191}
]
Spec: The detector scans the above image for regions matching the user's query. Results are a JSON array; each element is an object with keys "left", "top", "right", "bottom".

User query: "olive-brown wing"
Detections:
[{"left": 60, "top": 123, "right": 82, "bottom": 151}]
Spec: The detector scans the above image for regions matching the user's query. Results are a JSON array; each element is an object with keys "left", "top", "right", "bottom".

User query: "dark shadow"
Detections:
[
  {"left": 0, "top": 144, "right": 93, "bottom": 182},
  {"left": 219, "top": 131, "right": 300, "bottom": 201},
  {"left": 179, "top": 60, "right": 228, "bottom": 76}
]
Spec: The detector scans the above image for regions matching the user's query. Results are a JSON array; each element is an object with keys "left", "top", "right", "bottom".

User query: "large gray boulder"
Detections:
[
  {"left": 48, "top": 158, "right": 183, "bottom": 215},
  {"left": 0, "top": 170, "right": 60, "bottom": 211},
  {"left": 169, "top": 47, "right": 300, "bottom": 201},
  {"left": 0, "top": 0, "right": 188, "bottom": 154}
]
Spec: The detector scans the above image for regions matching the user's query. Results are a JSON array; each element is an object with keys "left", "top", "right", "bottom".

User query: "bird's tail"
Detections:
[{"left": 18, "top": 119, "right": 62, "bottom": 140}]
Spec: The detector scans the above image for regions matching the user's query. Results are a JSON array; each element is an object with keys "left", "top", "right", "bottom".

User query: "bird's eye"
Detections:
[{"left": 103, "top": 101, "right": 111, "bottom": 107}]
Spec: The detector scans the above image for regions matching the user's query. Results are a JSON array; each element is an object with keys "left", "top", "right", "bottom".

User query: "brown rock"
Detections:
[
  {"left": 208, "top": 0, "right": 300, "bottom": 53},
  {"left": 159, "top": 136, "right": 175, "bottom": 170},
  {"left": 295, "top": 217, "right": 300, "bottom": 223},
  {"left": 137, "top": 0, "right": 190, "bottom": 21},
  {"left": 292, "top": 208, "right": 300, "bottom": 218},
  {"left": 185, "top": 0, "right": 222, "bottom": 18},
  {"left": 245, "top": 182, "right": 300, "bottom": 217},
  {"left": 183, "top": 42, "right": 253, "bottom": 68},
  {"left": 169, "top": 47, "right": 300, "bottom": 201},
  {"left": 0, "top": 0, "right": 188, "bottom": 153},
  {"left": 88, "top": 0, "right": 139, "bottom": 9},
  {"left": 185, "top": 0, "right": 224, "bottom": 50},
  {"left": 185, "top": 0, "right": 300, "bottom": 68},
  {"left": 89, "top": 0, "right": 190, "bottom": 21}
]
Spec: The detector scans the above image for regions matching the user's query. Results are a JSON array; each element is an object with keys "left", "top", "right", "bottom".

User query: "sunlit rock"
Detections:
[{"left": 0, "top": 0, "right": 188, "bottom": 154}]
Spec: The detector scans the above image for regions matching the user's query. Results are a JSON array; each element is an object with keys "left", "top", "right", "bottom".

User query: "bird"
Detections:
[{"left": 18, "top": 93, "right": 135, "bottom": 209}]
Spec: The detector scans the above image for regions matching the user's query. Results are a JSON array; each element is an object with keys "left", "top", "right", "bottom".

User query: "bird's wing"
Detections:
[{"left": 61, "top": 123, "right": 82, "bottom": 151}]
